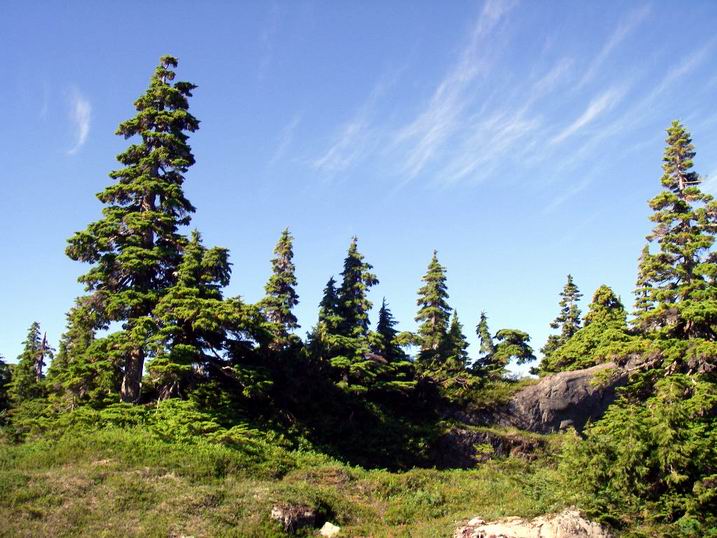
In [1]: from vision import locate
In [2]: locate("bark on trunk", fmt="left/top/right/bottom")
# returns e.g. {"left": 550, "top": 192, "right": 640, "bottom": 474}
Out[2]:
{"left": 120, "top": 347, "right": 144, "bottom": 403}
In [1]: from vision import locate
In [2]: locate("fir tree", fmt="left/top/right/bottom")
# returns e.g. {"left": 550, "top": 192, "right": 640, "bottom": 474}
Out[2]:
{"left": 415, "top": 251, "right": 452, "bottom": 370}
{"left": 149, "top": 230, "right": 232, "bottom": 399}
{"left": 474, "top": 311, "right": 496, "bottom": 374}
{"left": 541, "top": 274, "right": 582, "bottom": 358}
{"left": 540, "top": 285, "right": 630, "bottom": 374}
{"left": 66, "top": 56, "right": 200, "bottom": 402}
{"left": 261, "top": 228, "right": 299, "bottom": 349}
{"left": 634, "top": 121, "right": 717, "bottom": 339}
{"left": 492, "top": 329, "right": 535, "bottom": 375}
{"left": 372, "top": 298, "right": 406, "bottom": 362}
{"left": 8, "top": 322, "right": 52, "bottom": 403}
{"left": 0, "top": 355, "right": 11, "bottom": 414}
{"left": 444, "top": 311, "right": 469, "bottom": 369}
{"left": 337, "top": 237, "right": 378, "bottom": 338}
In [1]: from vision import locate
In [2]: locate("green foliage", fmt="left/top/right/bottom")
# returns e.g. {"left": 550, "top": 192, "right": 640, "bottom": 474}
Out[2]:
{"left": 66, "top": 56, "right": 200, "bottom": 402}
{"left": 0, "top": 356, "right": 12, "bottom": 418}
{"left": 539, "top": 285, "right": 631, "bottom": 374}
{"left": 634, "top": 121, "right": 717, "bottom": 341}
{"left": 8, "top": 323, "right": 51, "bottom": 405}
{"left": 492, "top": 329, "right": 535, "bottom": 374}
{"left": 415, "top": 251, "right": 452, "bottom": 371}
{"left": 541, "top": 274, "right": 583, "bottom": 360}
{"left": 561, "top": 374, "right": 717, "bottom": 535}
{"left": 337, "top": 237, "right": 378, "bottom": 339}
{"left": 261, "top": 228, "right": 300, "bottom": 349}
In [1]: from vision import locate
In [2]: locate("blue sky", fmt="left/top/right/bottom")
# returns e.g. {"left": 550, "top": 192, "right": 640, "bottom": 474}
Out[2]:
{"left": 2, "top": 1, "right": 717, "bottom": 371}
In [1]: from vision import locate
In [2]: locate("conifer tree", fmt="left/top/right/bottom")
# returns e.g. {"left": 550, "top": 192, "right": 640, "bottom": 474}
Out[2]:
{"left": 474, "top": 311, "right": 496, "bottom": 374}
{"left": 540, "top": 285, "right": 630, "bottom": 374}
{"left": 415, "top": 251, "right": 452, "bottom": 369}
{"left": 492, "top": 329, "right": 535, "bottom": 375}
{"left": 444, "top": 311, "right": 469, "bottom": 369}
{"left": 148, "top": 230, "right": 232, "bottom": 398}
{"left": 8, "top": 322, "right": 52, "bottom": 403}
{"left": 634, "top": 121, "right": 717, "bottom": 339}
{"left": 337, "top": 237, "right": 378, "bottom": 338}
{"left": 261, "top": 228, "right": 299, "bottom": 349}
{"left": 0, "top": 355, "right": 11, "bottom": 414}
{"left": 66, "top": 56, "right": 200, "bottom": 402}
{"left": 541, "top": 274, "right": 582, "bottom": 358}
{"left": 372, "top": 298, "right": 406, "bottom": 362}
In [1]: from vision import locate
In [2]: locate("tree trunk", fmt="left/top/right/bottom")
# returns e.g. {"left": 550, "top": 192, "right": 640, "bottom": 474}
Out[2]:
{"left": 120, "top": 347, "right": 144, "bottom": 402}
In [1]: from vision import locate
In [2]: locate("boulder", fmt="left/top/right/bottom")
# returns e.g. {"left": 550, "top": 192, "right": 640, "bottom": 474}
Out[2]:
{"left": 270, "top": 503, "right": 316, "bottom": 533}
{"left": 500, "top": 363, "right": 626, "bottom": 434}
{"left": 320, "top": 521, "right": 341, "bottom": 537}
{"left": 455, "top": 509, "right": 613, "bottom": 538}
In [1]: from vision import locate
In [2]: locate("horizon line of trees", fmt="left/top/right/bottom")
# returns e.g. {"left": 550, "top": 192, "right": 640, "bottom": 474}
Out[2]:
{"left": 1, "top": 56, "right": 716, "bottom": 415}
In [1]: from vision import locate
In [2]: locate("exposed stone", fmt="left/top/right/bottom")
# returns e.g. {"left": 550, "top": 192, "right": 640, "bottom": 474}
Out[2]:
{"left": 434, "top": 428, "right": 545, "bottom": 469}
{"left": 320, "top": 521, "right": 341, "bottom": 537}
{"left": 270, "top": 503, "right": 317, "bottom": 533}
{"left": 455, "top": 509, "right": 613, "bottom": 538}
{"left": 446, "top": 363, "right": 628, "bottom": 435}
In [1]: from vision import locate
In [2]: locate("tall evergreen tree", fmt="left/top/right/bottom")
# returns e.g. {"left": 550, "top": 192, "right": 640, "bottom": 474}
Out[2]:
{"left": 541, "top": 274, "right": 582, "bottom": 358}
{"left": 634, "top": 120, "right": 717, "bottom": 339}
{"left": 584, "top": 285, "right": 627, "bottom": 326}
{"left": 66, "top": 56, "right": 200, "bottom": 402}
{"left": 148, "top": 230, "right": 232, "bottom": 398}
{"left": 415, "top": 251, "right": 452, "bottom": 369}
{"left": 473, "top": 311, "right": 496, "bottom": 374}
{"left": 444, "top": 311, "right": 469, "bottom": 369}
{"left": 633, "top": 244, "right": 658, "bottom": 319}
{"left": 337, "top": 237, "right": 378, "bottom": 338}
{"left": 8, "top": 322, "right": 52, "bottom": 404}
{"left": 261, "top": 228, "right": 299, "bottom": 349}
{"left": 372, "top": 298, "right": 406, "bottom": 362}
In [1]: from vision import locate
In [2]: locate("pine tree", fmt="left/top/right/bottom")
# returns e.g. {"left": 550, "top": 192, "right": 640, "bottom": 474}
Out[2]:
{"left": 541, "top": 274, "right": 582, "bottom": 358}
{"left": 373, "top": 298, "right": 407, "bottom": 362}
{"left": 148, "top": 230, "right": 232, "bottom": 398}
{"left": 584, "top": 285, "right": 627, "bottom": 326}
{"left": 8, "top": 322, "right": 52, "bottom": 404}
{"left": 261, "top": 228, "right": 299, "bottom": 349}
{"left": 444, "top": 311, "right": 469, "bottom": 369}
{"left": 540, "top": 285, "right": 630, "bottom": 374}
{"left": 336, "top": 237, "right": 378, "bottom": 338}
{"left": 415, "top": 251, "right": 452, "bottom": 370}
{"left": 633, "top": 245, "right": 658, "bottom": 319}
{"left": 66, "top": 56, "right": 200, "bottom": 402}
{"left": 492, "top": 329, "right": 535, "bottom": 375}
{"left": 634, "top": 121, "right": 717, "bottom": 339}
{"left": 473, "top": 311, "right": 496, "bottom": 374}
{"left": 0, "top": 355, "right": 11, "bottom": 414}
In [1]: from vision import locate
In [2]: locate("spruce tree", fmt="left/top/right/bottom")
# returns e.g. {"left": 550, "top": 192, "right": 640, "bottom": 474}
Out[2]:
{"left": 337, "top": 237, "right": 378, "bottom": 338}
{"left": 634, "top": 121, "right": 717, "bottom": 339}
{"left": 373, "top": 298, "right": 407, "bottom": 362}
{"left": 149, "top": 230, "right": 232, "bottom": 398}
{"left": 415, "top": 251, "right": 452, "bottom": 370}
{"left": 540, "top": 285, "right": 630, "bottom": 374}
{"left": 66, "top": 56, "right": 200, "bottom": 402}
{"left": 261, "top": 228, "right": 299, "bottom": 349}
{"left": 474, "top": 311, "right": 496, "bottom": 374}
{"left": 8, "top": 322, "right": 52, "bottom": 404}
{"left": 0, "top": 355, "right": 11, "bottom": 414}
{"left": 541, "top": 274, "right": 582, "bottom": 358}
{"left": 492, "top": 329, "right": 535, "bottom": 374}
{"left": 444, "top": 311, "right": 469, "bottom": 369}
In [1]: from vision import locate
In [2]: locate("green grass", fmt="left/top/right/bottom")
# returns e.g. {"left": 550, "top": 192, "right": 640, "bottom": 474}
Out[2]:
{"left": 0, "top": 427, "right": 567, "bottom": 537}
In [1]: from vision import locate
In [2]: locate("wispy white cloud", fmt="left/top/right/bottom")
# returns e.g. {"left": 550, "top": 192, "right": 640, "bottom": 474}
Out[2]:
{"left": 393, "top": 0, "right": 517, "bottom": 179}
{"left": 550, "top": 87, "right": 624, "bottom": 145}
{"left": 67, "top": 90, "right": 91, "bottom": 155}
{"left": 542, "top": 176, "right": 593, "bottom": 214}
{"left": 312, "top": 73, "right": 399, "bottom": 176}
{"left": 270, "top": 113, "right": 302, "bottom": 165}
{"left": 577, "top": 5, "right": 650, "bottom": 88}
